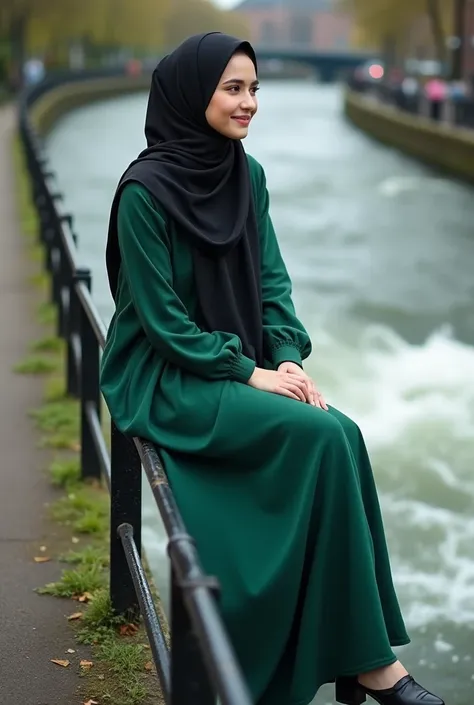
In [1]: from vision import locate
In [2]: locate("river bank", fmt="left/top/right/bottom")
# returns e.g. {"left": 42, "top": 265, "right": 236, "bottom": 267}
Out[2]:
{"left": 344, "top": 89, "right": 474, "bottom": 183}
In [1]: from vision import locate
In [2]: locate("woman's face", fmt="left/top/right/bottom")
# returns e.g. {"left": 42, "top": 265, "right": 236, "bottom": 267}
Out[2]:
{"left": 205, "top": 52, "right": 259, "bottom": 140}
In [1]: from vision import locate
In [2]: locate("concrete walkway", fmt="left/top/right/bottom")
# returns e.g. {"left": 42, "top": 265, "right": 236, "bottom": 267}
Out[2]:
{"left": 0, "top": 105, "right": 90, "bottom": 704}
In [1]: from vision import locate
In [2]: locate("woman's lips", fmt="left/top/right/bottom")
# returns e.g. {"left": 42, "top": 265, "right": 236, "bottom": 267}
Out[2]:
{"left": 232, "top": 116, "right": 251, "bottom": 126}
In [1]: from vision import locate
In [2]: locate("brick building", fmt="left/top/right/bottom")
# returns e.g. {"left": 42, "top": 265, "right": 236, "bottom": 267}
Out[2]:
{"left": 234, "top": 0, "right": 353, "bottom": 53}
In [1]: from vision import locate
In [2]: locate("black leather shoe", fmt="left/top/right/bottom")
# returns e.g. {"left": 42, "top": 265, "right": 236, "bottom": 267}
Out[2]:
{"left": 335, "top": 674, "right": 444, "bottom": 705}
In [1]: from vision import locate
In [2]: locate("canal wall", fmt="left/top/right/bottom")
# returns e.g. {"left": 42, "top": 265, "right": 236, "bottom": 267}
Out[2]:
{"left": 344, "top": 89, "right": 474, "bottom": 183}
{"left": 31, "top": 73, "right": 151, "bottom": 135}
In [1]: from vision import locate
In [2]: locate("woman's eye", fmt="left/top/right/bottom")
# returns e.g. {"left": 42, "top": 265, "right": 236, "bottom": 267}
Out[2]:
{"left": 227, "top": 85, "right": 260, "bottom": 95}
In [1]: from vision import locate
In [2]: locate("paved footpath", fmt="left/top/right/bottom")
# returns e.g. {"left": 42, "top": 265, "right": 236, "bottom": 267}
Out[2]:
{"left": 0, "top": 105, "right": 91, "bottom": 704}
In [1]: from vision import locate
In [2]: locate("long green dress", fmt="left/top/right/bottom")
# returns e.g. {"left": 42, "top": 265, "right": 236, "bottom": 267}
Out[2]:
{"left": 100, "top": 155, "right": 410, "bottom": 705}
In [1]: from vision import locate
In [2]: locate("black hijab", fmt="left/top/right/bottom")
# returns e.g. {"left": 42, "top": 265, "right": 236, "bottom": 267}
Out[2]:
{"left": 106, "top": 32, "right": 264, "bottom": 366}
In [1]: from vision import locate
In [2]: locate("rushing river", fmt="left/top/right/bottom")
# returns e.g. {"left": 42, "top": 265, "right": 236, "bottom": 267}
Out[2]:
{"left": 46, "top": 82, "right": 474, "bottom": 704}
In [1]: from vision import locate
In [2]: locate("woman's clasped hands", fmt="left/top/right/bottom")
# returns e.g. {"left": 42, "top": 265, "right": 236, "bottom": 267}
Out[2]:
{"left": 247, "top": 361, "right": 328, "bottom": 410}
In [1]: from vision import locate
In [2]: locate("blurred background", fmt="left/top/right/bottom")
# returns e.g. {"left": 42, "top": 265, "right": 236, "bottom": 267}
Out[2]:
{"left": 2, "top": 0, "right": 474, "bottom": 91}
{"left": 7, "top": 0, "right": 474, "bottom": 703}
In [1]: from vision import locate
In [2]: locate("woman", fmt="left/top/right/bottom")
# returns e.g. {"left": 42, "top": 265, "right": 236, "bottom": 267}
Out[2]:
{"left": 101, "top": 32, "right": 444, "bottom": 705}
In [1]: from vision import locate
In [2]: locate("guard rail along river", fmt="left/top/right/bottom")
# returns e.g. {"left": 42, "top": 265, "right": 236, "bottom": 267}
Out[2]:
{"left": 20, "top": 66, "right": 253, "bottom": 705}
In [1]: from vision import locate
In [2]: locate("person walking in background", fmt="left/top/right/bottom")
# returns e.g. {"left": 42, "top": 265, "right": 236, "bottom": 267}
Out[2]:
{"left": 400, "top": 75, "right": 419, "bottom": 113}
{"left": 424, "top": 76, "right": 447, "bottom": 121}
{"left": 23, "top": 57, "right": 45, "bottom": 87}
{"left": 101, "top": 32, "right": 445, "bottom": 705}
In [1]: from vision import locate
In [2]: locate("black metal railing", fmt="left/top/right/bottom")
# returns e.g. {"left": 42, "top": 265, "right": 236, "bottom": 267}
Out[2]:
{"left": 18, "top": 71, "right": 253, "bottom": 705}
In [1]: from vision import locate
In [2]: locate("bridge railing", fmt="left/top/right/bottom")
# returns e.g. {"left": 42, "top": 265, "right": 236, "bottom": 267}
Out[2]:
{"left": 18, "top": 71, "right": 253, "bottom": 705}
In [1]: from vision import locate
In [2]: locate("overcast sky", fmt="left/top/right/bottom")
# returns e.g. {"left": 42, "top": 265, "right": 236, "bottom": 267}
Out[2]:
{"left": 214, "top": 0, "right": 240, "bottom": 8}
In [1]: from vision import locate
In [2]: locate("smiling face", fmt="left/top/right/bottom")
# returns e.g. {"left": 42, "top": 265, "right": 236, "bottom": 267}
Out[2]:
{"left": 205, "top": 51, "right": 259, "bottom": 140}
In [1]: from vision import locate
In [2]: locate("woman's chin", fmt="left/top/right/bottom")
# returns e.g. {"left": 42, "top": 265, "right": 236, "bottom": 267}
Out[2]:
{"left": 229, "top": 126, "right": 250, "bottom": 140}
{"left": 212, "top": 121, "right": 251, "bottom": 140}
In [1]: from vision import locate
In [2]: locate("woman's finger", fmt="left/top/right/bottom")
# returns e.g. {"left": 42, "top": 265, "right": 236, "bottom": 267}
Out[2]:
{"left": 285, "top": 373, "right": 317, "bottom": 405}
{"left": 318, "top": 392, "right": 329, "bottom": 411}
{"left": 314, "top": 388, "right": 328, "bottom": 411}
{"left": 313, "top": 387, "right": 323, "bottom": 408}
{"left": 283, "top": 382, "right": 307, "bottom": 402}
{"left": 285, "top": 374, "right": 309, "bottom": 400}
{"left": 276, "top": 387, "right": 301, "bottom": 402}
{"left": 308, "top": 379, "right": 317, "bottom": 406}
{"left": 301, "top": 380, "right": 313, "bottom": 404}
{"left": 286, "top": 372, "right": 308, "bottom": 385}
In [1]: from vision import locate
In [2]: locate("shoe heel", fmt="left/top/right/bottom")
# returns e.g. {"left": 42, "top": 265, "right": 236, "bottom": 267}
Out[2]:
{"left": 335, "top": 676, "right": 367, "bottom": 705}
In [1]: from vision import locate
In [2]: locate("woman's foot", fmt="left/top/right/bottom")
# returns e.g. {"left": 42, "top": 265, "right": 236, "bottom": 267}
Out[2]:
{"left": 358, "top": 661, "right": 408, "bottom": 690}
{"left": 335, "top": 661, "right": 444, "bottom": 705}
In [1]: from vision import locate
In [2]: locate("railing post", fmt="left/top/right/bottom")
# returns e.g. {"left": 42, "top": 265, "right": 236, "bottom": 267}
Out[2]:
{"left": 49, "top": 199, "right": 67, "bottom": 340}
{"left": 170, "top": 570, "right": 216, "bottom": 705}
{"left": 110, "top": 422, "right": 141, "bottom": 618}
{"left": 65, "top": 265, "right": 82, "bottom": 397}
{"left": 32, "top": 172, "right": 47, "bottom": 248}
{"left": 77, "top": 269, "right": 102, "bottom": 481}
{"left": 49, "top": 218, "right": 62, "bottom": 310}
{"left": 35, "top": 178, "right": 55, "bottom": 276}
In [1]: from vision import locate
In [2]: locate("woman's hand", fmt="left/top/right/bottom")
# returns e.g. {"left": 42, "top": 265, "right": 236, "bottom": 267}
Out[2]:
{"left": 277, "top": 362, "right": 328, "bottom": 410}
{"left": 247, "top": 367, "right": 309, "bottom": 402}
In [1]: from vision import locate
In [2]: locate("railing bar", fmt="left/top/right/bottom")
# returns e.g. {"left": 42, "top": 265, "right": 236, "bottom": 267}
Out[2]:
{"left": 134, "top": 439, "right": 188, "bottom": 537}
{"left": 71, "top": 332, "right": 82, "bottom": 376}
{"left": 109, "top": 423, "right": 141, "bottom": 616}
{"left": 181, "top": 588, "right": 253, "bottom": 705}
{"left": 59, "top": 223, "right": 80, "bottom": 271}
{"left": 76, "top": 282, "right": 107, "bottom": 348}
{"left": 167, "top": 532, "right": 252, "bottom": 705}
{"left": 135, "top": 440, "right": 252, "bottom": 705}
{"left": 117, "top": 523, "right": 171, "bottom": 702}
{"left": 60, "top": 287, "right": 68, "bottom": 315}
{"left": 85, "top": 403, "right": 111, "bottom": 489}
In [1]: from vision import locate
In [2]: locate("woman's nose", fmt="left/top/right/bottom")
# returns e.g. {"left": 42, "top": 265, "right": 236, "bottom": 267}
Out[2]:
{"left": 240, "top": 94, "right": 256, "bottom": 110}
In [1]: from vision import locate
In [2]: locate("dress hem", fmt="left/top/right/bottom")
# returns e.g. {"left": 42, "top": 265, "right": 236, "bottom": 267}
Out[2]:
{"left": 288, "top": 638, "right": 411, "bottom": 705}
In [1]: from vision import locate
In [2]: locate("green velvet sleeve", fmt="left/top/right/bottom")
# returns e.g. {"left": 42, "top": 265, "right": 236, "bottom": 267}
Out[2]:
{"left": 253, "top": 160, "right": 312, "bottom": 368}
{"left": 117, "top": 184, "right": 256, "bottom": 383}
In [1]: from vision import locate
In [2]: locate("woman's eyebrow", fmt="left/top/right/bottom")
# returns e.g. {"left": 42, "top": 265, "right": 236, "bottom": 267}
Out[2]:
{"left": 222, "top": 78, "right": 260, "bottom": 86}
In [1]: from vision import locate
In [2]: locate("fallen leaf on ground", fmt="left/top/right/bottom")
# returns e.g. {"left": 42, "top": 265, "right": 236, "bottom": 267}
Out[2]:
{"left": 80, "top": 660, "right": 94, "bottom": 670}
{"left": 51, "top": 659, "right": 70, "bottom": 668}
{"left": 67, "top": 612, "right": 83, "bottom": 621}
{"left": 77, "top": 591, "right": 94, "bottom": 603}
{"left": 119, "top": 623, "right": 139, "bottom": 637}
{"left": 34, "top": 556, "right": 51, "bottom": 563}
{"left": 144, "top": 661, "right": 153, "bottom": 671}
{"left": 98, "top": 675, "right": 105, "bottom": 681}
{"left": 40, "top": 545, "right": 47, "bottom": 552}
{"left": 71, "top": 536, "right": 80, "bottom": 544}
{"left": 143, "top": 644, "right": 151, "bottom": 649}
{"left": 66, "top": 649, "right": 76, "bottom": 654}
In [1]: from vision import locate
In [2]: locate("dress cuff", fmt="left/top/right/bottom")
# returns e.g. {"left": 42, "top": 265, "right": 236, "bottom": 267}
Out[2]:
{"left": 272, "top": 344, "right": 303, "bottom": 369}
{"left": 229, "top": 353, "right": 256, "bottom": 383}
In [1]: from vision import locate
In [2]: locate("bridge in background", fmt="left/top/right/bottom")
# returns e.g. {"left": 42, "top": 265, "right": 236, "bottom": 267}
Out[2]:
{"left": 254, "top": 45, "right": 377, "bottom": 82}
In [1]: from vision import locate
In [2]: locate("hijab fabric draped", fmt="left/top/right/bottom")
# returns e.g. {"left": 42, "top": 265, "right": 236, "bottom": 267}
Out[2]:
{"left": 106, "top": 32, "right": 264, "bottom": 367}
